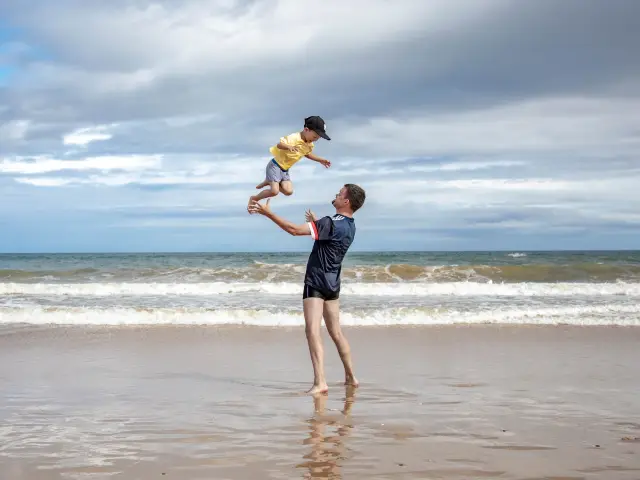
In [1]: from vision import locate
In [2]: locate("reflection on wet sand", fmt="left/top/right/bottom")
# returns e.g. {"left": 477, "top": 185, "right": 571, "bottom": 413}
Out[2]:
{"left": 297, "top": 386, "right": 357, "bottom": 479}
{"left": 3, "top": 327, "right": 640, "bottom": 479}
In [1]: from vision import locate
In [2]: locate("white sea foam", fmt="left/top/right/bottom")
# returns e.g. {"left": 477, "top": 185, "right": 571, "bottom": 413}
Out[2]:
{"left": 1, "top": 281, "right": 639, "bottom": 297}
{"left": 1, "top": 304, "right": 639, "bottom": 327}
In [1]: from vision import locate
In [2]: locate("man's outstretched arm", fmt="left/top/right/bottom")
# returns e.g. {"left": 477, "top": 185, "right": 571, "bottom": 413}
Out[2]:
{"left": 248, "top": 199, "right": 311, "bottom": 236}
{"left": 262, "top": 210, "right": 310, "bottom": 236}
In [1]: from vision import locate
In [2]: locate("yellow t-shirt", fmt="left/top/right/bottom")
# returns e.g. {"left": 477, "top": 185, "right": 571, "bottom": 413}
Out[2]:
{"left": 269, "top": 132, "right": 314, "bottom": 170}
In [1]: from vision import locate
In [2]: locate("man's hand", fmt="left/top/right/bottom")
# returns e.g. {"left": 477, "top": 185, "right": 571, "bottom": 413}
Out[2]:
{"left": 305, "top": 209, "right": 317, "bottom": 223}
{"left": 248, "top": 198, "right": 272, "bottom": 216}
{"left": 248, "top": 198, "right": 311, "bottom": 236}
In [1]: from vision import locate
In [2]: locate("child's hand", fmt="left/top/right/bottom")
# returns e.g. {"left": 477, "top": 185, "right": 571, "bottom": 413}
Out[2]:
{"left": 289, "top": 145, "right": 301, "bottom": 154}
{"left": 319, "top": 159, "right": 331, "bottom": 168}
{"left": 305, "top": 209, "right": 317, "bottom": 223}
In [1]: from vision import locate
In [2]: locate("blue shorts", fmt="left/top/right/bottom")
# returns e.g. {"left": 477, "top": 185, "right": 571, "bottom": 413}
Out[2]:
{"left": 265, "top": 159, "right": 291, "bottom": 183}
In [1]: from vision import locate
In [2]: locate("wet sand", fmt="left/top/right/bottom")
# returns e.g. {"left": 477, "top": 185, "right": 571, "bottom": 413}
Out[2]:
{"left": 1, "top": 324, "right": 639, "bottom": 479}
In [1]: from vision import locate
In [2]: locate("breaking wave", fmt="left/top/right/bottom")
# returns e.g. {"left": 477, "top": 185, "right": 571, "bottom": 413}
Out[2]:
{"left": 2, "top": 263, "right": 640, "bottom": 283}
{"left": 1, "top": 304, "right": 639, "bottom": 327}
{"left": 3, "top": 253, "right": 639, "bottom": 328}
{"left": 1, "top": 281, "right": 639, "bottom": 297}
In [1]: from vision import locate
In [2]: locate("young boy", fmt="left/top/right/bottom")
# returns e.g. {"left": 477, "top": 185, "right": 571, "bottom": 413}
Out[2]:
{"left": 248, "top": 116, "right": 332, "bottom": 210}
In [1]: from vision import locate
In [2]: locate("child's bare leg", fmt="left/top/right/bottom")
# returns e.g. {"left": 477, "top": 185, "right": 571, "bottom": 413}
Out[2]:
{"left": 280, "top": 180, "right": 294, "bottom": 196}
{"left": 248, "top": 182, "right": 280, "bottom": 209}
{"left": 255, "top": 179, "right": 269, "bottom": 189}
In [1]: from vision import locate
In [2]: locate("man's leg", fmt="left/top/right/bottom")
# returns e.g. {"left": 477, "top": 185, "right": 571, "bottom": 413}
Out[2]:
{"left": 303, "top": 295, "right": 328, "bottom": 395}
{"left": 323, "top": 299, "right": 359, "bottom": 387}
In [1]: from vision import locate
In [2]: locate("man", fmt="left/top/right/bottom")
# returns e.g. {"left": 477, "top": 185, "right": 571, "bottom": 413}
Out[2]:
{"left": 248, "top": 183, "right": 366, "bottom": 395}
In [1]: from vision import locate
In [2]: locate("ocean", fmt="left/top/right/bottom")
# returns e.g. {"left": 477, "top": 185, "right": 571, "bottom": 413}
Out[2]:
{"left": 1, "top": 250, "right": 640, "bottom": 327}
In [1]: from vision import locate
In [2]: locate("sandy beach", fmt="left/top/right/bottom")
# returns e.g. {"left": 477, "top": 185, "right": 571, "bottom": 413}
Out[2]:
{"left": 1, "top": 324, "right": 639, "bottom": 479}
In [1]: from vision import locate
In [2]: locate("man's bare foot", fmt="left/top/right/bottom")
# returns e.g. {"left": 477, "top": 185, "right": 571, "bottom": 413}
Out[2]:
{"left": 345, "top": 377, "right": 359, "bottom": 388}
{"left": 306, "top": 384, "right": 328, "bottom": 395}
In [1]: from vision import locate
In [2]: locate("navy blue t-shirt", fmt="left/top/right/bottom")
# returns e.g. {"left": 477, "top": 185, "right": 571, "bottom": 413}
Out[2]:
{"left": 304, "top": 214, "right": 356, "bottom": 294}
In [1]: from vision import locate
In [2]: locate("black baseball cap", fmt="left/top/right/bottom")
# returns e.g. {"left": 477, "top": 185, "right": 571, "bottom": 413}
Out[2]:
{"left": 304, "top": 116, "right": 330, "bottom": 140}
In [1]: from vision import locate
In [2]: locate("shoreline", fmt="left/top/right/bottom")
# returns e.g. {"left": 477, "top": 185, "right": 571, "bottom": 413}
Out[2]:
{"left": 4, "top": 322, "right": 640, "bottom": 331}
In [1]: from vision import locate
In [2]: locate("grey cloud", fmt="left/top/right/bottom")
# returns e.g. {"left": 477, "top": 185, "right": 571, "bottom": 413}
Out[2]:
{"left": 118, "top": 208, "right": 243, "bottom": 220}
{"left": 423, "top": 0, "right": 640, "bottom": 98}
{"left": 3, "top": 0, "right": 637, "bottom": 152}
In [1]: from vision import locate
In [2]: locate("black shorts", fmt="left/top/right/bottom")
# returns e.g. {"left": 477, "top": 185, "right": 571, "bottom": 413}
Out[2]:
{"left": 303, "top": 284, "right": 340, "bottom": 301}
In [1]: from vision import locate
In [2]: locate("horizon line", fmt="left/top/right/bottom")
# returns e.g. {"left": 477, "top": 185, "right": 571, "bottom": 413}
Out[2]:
{"left": 1, "top": 248, "right": 639, "bottom": 255}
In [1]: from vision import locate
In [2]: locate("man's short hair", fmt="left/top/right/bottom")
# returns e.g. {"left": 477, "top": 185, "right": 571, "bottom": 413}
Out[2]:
{"left": 344, "top": 184, "right": 365, "bottom": 212}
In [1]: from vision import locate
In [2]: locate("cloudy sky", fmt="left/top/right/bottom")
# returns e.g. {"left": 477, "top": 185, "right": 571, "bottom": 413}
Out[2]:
{"left": 1, "top": 0, "right": 639, "bottom": 252}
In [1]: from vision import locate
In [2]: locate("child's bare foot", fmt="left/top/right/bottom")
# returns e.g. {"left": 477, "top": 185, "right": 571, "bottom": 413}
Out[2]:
{"left": 255, "top": 180, "right": 267, "bottom": 189}
{"left": 247, "top": 195, "right": 258, "bottom": 211}
{"left": 306, "top": 384, "right": 328, "bottom": 395}
{"left": 345, "top": 376, "right": 359, "bottom": 388}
